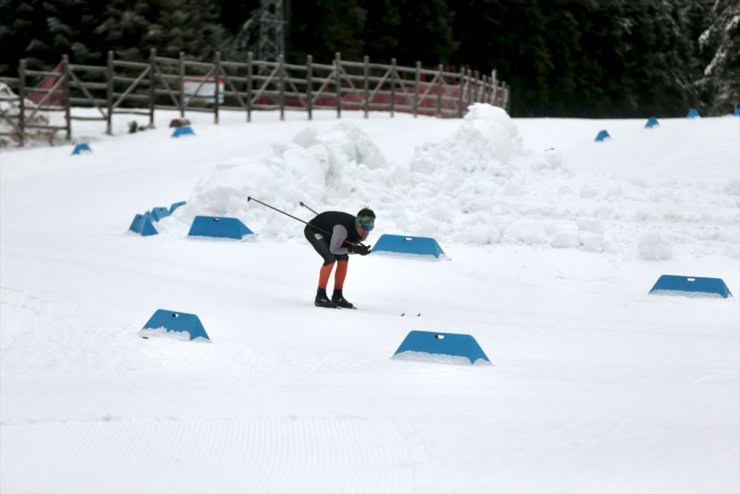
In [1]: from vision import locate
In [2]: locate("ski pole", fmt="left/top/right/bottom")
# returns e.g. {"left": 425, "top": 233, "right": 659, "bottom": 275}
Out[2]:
{"left": 247, "top": 196, "right": 368, "bottom": 248}
{"left": 299, "top": 201, "right": 319, "bottom": 215}
{"left": 247, "top": 196, "right": 312, "bottom": 228}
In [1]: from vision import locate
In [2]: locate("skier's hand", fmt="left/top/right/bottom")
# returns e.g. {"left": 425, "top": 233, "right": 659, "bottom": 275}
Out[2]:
{"left": 355, "top": 244, "right": 371, "bottom": 256}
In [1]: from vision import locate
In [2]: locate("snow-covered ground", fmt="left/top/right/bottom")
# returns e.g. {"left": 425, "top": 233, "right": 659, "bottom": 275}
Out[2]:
{"left": 1, "top": 106, "right": 738, "bottom": 493}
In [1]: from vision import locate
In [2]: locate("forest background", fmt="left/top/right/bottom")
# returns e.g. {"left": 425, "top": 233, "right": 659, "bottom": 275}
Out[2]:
{"left": 0, "top": 0, "right": 737, "bottom": 118}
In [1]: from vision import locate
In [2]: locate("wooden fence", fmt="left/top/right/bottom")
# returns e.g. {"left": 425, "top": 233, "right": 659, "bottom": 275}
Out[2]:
{"left": 0, "top": 50, "right": 509, "bottom": 146}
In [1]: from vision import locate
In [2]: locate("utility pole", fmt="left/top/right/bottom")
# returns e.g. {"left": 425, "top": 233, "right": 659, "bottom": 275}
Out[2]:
{"left": 259, "top": 0, "right": 284, "bottom": 61}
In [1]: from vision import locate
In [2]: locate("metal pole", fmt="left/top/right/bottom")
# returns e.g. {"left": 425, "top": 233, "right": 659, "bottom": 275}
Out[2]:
{"left": 299, "top": 201, "right": 319, "bottom": 215}
{"left": 248, "top": 196, "right": 367, "bottom": 248}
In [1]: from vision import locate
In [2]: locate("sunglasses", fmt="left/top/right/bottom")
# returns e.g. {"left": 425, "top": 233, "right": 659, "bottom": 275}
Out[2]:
{"left": 356, "top": 215, "right": 375, "bottom": 231}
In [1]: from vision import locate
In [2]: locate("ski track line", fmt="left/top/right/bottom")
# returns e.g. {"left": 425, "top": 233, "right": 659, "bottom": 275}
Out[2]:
{"left": 0, "top": 416, "right": 432, "bottom": 493}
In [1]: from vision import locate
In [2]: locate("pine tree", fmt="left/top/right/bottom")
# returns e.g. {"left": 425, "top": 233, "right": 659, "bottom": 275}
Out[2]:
{"left": 286, "top": 0, "right": 366, "bottom": 64}
{"left": 696, "top": 0, "right": 740, "bottom": 114}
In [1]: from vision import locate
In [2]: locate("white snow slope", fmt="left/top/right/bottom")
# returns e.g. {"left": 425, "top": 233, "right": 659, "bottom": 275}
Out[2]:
{"left": 1, "top": 106, "right": 739, "bottom": 494}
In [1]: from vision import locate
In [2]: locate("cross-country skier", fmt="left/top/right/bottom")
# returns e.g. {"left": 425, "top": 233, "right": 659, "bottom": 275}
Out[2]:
{"left": 304, "top": 208, "right": 375, "bottom": 308}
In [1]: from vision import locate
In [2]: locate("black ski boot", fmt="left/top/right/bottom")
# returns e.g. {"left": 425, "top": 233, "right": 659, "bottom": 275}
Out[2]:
{"left": 315, "top": 288, "right": 336, "bottom": 308}
{"left": 331, "top": 289, "right": 355, "bottom": 309}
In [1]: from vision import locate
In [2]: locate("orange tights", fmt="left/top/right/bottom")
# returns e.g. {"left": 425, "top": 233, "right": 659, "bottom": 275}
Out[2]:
{"left": 318, "top": 260, "right": 348, "bottom": 289}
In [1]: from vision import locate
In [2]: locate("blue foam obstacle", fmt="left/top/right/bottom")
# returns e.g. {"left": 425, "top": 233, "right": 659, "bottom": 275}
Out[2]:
{"left": 392, "top": 330, "right": 490, "bottom": 365}
{"left": 71, "top": 143, "right": 92, "bottom": 155}
{"left": 687, "top": 108, "right": 700, "bottom": 119}
{"left": 139, "top": 309, "right": 210, "bottom": 342}
{"left": 187, "top": 216, "right": 254, "bottom": 240}
{"left": 170, "top": 201, "right": 187, "bottom": 213}
{"left": 649, "top": 275, "right": 732, "bottom": 299}
{"left": 171, "top": 126, "right": 195, "bottom": 138}
{"left": 644, "top": 117, "right": 659, "bottom": 128}
{"left": 128, "top": 213, "right": 158, "bottom": 236}
{"left": 372, "top": 234, "right": 446, "bottom": 259}
{"left": 150, "top": 206, "right": 171, "bottom": 221}
{"left": 734, "top": 108, "right": 740, "bottom": 117}
{"left": 594, "top": 129, "right": 611, "bottom": 142}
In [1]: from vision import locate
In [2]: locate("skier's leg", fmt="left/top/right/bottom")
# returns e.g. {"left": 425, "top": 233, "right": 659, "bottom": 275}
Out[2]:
{"left": 332, "top": 257, "right": 354, "bottom": 308}
{"left": 305, "top": 225, "right": 337, "bottom": 307}
{"left": 334, "top": 259, "right": 348, "bottom": 289}
{"left": 319, "top": 262, "right": 334, "bottom": 289}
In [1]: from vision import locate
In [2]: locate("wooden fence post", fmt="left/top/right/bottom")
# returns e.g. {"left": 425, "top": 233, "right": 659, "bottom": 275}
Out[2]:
{"left": 246, "top": 51, "right": 253, "bottom": 122}
{"left": 413, "top": 61, "right": 421, "bottom": 118}
{"left": 18, "top": 59, "right": 26, "bottom": 147}
{"left": 335, "top": 52, "right": 341, "bottom": 119}
{"left": 178, "top": 51, "right": 185, "bottom": 117}
{"left": 437, "top": 64, "right": 443, "bottom": 117}
{"left": 474, "top": 70, "right": 480, "bottom": 103}
{"left": 148, "top": 49, "right": 156, "bottom": 128}
{"left": 466, "top": 69, "right": 473, "bottom": 108}
{"left": 390, "top": 58, "right": 396, "bottom": 118}
{"left": 306, "top": 55, "right": 313, "bottom": 121}
{"left": 491, "top": 70, "right": 498, "bottom": 106}
{"left": 278, "top": 53, "right": 285, "bottom": 121}
{"left": 458, "top": 68, "right": 465, "bottom": 118}
{"left": 106, "top": 51, "right": 113, "bottom": 135}
{"left": 214, "top": 52, "right": 221, "bottom": 124}
{"left": 363, "top": 55, "right": 369, "bottom": 119}
{"left": 62, "top": 54, "right": 71, "bottom": 141}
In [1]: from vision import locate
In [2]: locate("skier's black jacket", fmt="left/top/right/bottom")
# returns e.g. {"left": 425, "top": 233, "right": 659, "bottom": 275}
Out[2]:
{"left": 306, "top": 211, "right": 364, "bottom": 253}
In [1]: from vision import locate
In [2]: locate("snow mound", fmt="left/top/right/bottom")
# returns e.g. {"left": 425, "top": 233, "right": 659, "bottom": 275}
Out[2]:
{"left": 157, "top": 123, "right": 386, "bottom": 239}
{"left": 638, "top": 232, "right": 673, "bottom": 260}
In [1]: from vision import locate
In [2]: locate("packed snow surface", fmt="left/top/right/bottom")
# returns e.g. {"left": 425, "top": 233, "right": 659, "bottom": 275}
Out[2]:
{"left": 1, "top": 105, "right": 738, "bottom": 493}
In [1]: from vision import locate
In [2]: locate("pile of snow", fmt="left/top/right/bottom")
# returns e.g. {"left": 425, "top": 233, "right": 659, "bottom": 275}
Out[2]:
{"left": 637, "top": 232, "right": 674, "bottom": 260}
{"left": 156, "top": 104, "right": 739, "bottom": 260}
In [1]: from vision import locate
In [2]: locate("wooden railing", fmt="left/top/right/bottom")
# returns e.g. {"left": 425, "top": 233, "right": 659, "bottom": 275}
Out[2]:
{"left": 0, "top": 50, "right": 509, "bottom": 146}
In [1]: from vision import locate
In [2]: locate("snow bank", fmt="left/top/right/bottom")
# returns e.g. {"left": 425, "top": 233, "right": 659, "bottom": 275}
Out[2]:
{"left": 156, "top": 104, "right": 739, "bottom": 259}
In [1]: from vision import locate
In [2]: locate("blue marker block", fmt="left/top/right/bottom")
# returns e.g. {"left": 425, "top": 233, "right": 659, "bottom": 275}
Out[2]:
{"left": 72, "top": 143, "right": 92, "bottom": 155}
{"left": 172, "top": 126, "right": 195, "bottom": 138}
{"left": 150, "top": 207, "right": 171, "bottom": 221}
{"left": 393, "top": 330, "right": 490, "bottom": 365}
{"left": 734, "top": 108, "right": 740, "bottom": 117}
{"left": 594, "top": 129, "right": 610, "bottom": 142}
{"left": 371, "top": 234, "right": 446, "bottom": 259}
{"left": 140, "top": 309, "right": 210, "bottom": 341}
{"left": 644, "top": 117, "right": 659, "bottom": 128}
{"left": 188, "top": 216, "right": 254, "bottom": 240}
{"left": 128, "top": 213, "right": 158, "bottom": 236}
{"left": 649, "top": 275, "right": 732, "bottom": 299}
{"left": 170, "top": 201, "right": 187, "bottom": 213}
{"left": 687, "top": 108, "right": 700, "bottom": 119}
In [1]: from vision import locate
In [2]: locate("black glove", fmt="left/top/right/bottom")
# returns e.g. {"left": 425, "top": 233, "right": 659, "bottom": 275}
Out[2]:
{"left": 345, "top": 243, "right": 370, "bottom": 255}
